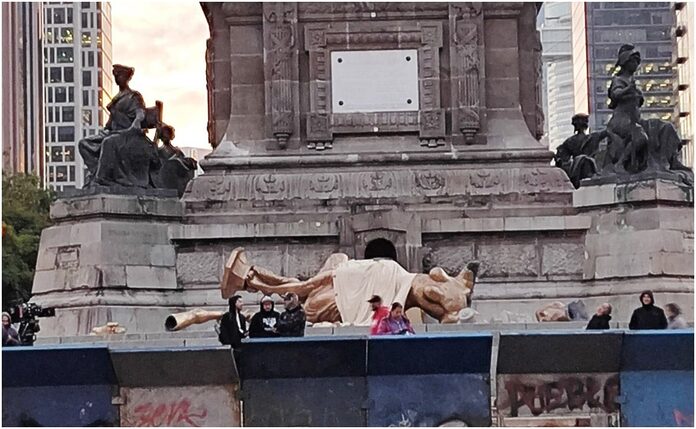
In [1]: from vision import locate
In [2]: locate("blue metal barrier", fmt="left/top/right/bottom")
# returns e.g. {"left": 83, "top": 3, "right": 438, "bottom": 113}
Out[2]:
{"left": 367, "top": 333, "right": 492, "bottom": 427}
{"left": 620, "top": 330, "right": 694, "bottom": 427}
{"left": 2, "top": 345, "right": 118, "bottom": 426}
{"left": 240, "top": 336, "right": 368, "bottom": 426}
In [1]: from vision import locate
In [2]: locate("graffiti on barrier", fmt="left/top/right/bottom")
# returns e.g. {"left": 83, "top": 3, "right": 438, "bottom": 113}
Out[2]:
{"left": 497, "top": 373, "right": 620, "bottom": 417}
{"left": 674, "top": 409, "right": 694, "bottom": 427}
{"left": 128, "top": 399, "right": 208, "bottom": 427}
{"left": 120, "top": 386, "right": 239, "bottom": 427}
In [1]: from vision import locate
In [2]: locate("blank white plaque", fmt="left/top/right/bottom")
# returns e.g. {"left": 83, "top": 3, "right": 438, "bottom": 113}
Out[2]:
{"left": 331, "top": 49, "right": 419, "bottom": 113}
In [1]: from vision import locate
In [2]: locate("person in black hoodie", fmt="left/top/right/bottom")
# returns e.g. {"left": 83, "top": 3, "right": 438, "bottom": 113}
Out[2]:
{"left": 629, "top": 290, "right": 668, "bottom": 330}
{"left": 277, "top": 292, "right": 306, "bottom": 337}
{"left": 218, "top": 295, "right": 247, "bottom": 347}
{"left": 586, "top": 303, "right": 612, "bottom": 330}
{"left": 249, "top": 295, "right": 280, "bottom": 338}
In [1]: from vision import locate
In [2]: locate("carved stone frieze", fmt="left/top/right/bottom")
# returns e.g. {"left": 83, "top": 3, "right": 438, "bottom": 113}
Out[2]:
{"left": 186, "top": 167, "right": 569, "bottom": 203}
{"left": 415, "top": 172, "right": 446, "bottom": 192}
{"left": 254, "top": 174, "right": 288, "bottom": 196}
{"left": 309, "top": 174, "right": 340, "bottom": 194}
{"left": 361, "top": 172, "right": 395, "bottom": 192}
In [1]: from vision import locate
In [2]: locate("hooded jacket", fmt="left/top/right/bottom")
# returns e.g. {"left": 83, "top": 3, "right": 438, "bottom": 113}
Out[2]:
{"left": 629, "top": 290, "right": 668, "bottom": 330}
{"left": 586, "top": 314, "right": 611, "bottom": 330}
{"left": 249, "top": 298, "right": 280, "bottom": 338}
{"left": 277, "top": 294, "right": 306, "bottom": 337}
{"left": 219, "top": 305, "right": 247, "bottom": 347}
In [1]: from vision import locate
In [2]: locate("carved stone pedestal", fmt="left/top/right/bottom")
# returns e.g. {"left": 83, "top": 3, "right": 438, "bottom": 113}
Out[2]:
{"left": 30, "top": 192, "right": 209, "bottom": 337}
{"left": 572, "top": 178, "right": 694, "bottom": 318}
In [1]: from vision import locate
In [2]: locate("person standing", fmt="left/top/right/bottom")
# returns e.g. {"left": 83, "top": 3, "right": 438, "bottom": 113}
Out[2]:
{"left": 368, "top": 295, "right": 390, "bottom": 335}
{"left": 665, "top": 303, "right": 688, "bottom": 329}
{"left": 586, "top": 303, "right": 612, "bottom": 330}
{"left": 249, "top": 296, "right": 280, "bottom": 338}
{"left": 628, "top": 290, "right": 668, "bottom": 330}
{"left": 277, "top": 293, "right": 306, "bottom": 337}
{"left": 218, "top": 295, "right": 247, "bottom": 347}
{"left": 2, "top": 312, "right": 20, "bottom": 346}
{"left": 376, "top": 303, "right": 415, "bottom": 336}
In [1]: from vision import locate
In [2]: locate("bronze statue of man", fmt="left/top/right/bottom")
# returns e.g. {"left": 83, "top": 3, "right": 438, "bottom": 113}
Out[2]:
{"left": 221, "top": 247, "right": 480, "bottom": 325}
{"left": 554, "top": 113, "right": 605, "bottom": 188}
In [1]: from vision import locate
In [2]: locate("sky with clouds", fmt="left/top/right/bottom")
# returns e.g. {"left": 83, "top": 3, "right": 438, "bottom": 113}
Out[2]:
{"left": 111, "top": 1, "right": 210, "bottom": 149}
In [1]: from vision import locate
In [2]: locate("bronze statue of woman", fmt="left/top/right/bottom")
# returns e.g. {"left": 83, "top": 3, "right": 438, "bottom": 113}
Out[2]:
{"left": 78, "top": 64, "right": 160, "bottom": 188}
{"left": 603, "top": 44, "right": 650, "bottom": 174}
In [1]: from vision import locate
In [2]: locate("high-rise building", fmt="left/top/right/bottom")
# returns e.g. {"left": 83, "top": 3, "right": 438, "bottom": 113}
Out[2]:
{"left": 572, "top": 2, "right": 677, "bottom": 133}
{"left": 538, "top": 2, "right": 575, "bottom": 152}
{"left": 2, "top": 2, "right": 45, "bottom": 182}
{"left": 42, "top": 2, "right": 112, "bottom": 192}
{"left": 674, "top": 2, "right": 693, "bottom": 168}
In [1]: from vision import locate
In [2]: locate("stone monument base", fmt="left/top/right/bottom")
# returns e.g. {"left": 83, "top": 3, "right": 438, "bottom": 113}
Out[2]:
{"left": 31, "top": 192, "right": 190, "bottom": 336}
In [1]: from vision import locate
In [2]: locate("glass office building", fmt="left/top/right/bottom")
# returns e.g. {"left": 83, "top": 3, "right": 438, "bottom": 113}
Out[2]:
{"left": 539, "top": 2, "right": 575, "bottom": 152}
{"left": 674, "top": 2, "right": 693, "bottom": 167}
{"left": 42, "top": 2, "right": 112, "bottom": 192}
{"left": 573, "top": 2, "right": 676, "bottom": 133}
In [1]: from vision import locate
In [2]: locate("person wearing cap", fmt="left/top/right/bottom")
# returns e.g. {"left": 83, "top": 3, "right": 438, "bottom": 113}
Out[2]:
{"left": 628, "top": 290, "right": 667, "bottom": 330}
{"left": 368, "top": 295, "right": 390, "bottom": 335}
{"left": 249, "top": 295, "right": 280, "bottom": 338}
{"left": 376, "top": 303, "right": 415, "bottom": 336}
{"left": 276, "top": 293, "right": 306, "bottom": 337}
{"left": 218, "top": 295, "right": 247, "bottom": 347}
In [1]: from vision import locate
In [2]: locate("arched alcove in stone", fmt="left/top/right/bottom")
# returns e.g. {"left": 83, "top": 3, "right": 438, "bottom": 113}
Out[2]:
{"left": 364, "top": 238, "right": 398, "bottom": 260}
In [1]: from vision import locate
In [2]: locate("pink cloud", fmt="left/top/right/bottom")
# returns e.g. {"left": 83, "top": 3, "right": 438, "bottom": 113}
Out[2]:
{"left": 111, "top": 1, "right": 210, "bottom": 149}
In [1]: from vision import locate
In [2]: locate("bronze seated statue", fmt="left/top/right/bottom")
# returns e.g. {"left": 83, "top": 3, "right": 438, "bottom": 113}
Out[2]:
{"left": 78, "top": 64, "right": 197, "bottom": 196}
{"left": 555, "top": 45, "right": 693, "bottom": 188}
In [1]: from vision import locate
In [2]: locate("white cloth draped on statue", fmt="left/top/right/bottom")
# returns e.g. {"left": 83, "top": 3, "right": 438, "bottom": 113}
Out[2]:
{"left": 332, "top": 259, "right": 416, "bottom": 326}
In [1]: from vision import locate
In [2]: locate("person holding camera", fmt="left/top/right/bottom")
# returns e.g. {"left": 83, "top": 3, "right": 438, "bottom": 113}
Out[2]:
{"left": 376, "top": 303, "right": 415, "bottom": 336}
{"left": 2, "top": 312, "right": 20, "bottom": 346}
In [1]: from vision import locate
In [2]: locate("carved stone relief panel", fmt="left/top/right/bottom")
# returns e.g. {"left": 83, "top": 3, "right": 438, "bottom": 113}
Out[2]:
{"left": 263, "top": 2, "right": 299, "bottom": 148}
{"left": 449, "top": 3, "right": 485, "bottom": 144}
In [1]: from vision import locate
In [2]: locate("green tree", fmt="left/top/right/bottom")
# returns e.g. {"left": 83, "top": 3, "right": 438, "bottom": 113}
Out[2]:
{"left": 2, "top": 174, "right": 55, "bottom": 310}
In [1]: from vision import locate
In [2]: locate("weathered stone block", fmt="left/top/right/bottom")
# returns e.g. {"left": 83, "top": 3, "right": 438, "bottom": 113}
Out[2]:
{"left": 243, "top": 246, "right": 285, "bottom": 276}
{"left": 150, "top": 245, "right": 177, "bottom": 267}
{"left": 428, "top": 244, "right": 475, "bottom": 276}
{"left": 177, "top": 251, "right": 222, "bottom": 284}
{"left": 595, "top": 251, "right": 694, "bottom": 279}
{"left": 126, "top": 266, "right": 178, "bottom": 289}
{"left": 229, "top": 25, "right": 263, "bottom": 54}
{"left": 504, "top": 216, "right": 533, "bottom": 231}
{"left": 541, "top": 243, "right": 584, "bottom": 276}
{"left": 477, "top": 244, "right": 538, "bottom": 277}
{"left": 593, "top": 230, "right": 687, "bottom": 257}
{"left": 286, "top": 245, "right": 339, "bottom": 279}
{"left": 101, "top": 265, "right": 128, "bottom": 287}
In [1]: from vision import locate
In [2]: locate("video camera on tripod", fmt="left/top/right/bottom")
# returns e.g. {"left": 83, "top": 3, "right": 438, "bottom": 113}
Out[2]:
{"left": 8, "top": 303, "right": 55, "bottom": 346}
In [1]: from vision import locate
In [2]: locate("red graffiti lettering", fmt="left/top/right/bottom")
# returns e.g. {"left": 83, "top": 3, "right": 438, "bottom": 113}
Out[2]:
{"left": 130, "top": 399, "right": 208, "bottom": 427}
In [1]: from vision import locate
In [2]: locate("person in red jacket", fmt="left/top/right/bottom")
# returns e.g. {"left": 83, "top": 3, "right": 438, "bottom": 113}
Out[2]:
{"left": 368, "top": 295, "right": 390, "bottom": 335}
